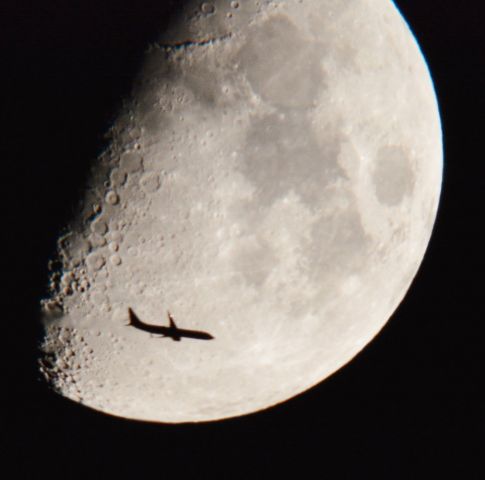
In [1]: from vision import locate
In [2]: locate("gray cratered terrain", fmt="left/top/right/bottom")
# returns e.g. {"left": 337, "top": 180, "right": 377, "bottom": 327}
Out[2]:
{"left": 39, "top": 0, "right": 442, "bottom": 423}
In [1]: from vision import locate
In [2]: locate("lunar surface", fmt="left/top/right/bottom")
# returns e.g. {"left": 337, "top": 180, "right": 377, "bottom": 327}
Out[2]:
{"left": 39, "top": 0, "right": 442, "bottom": 423}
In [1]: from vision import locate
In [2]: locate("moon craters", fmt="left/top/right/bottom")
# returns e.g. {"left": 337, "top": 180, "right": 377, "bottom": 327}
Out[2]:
{"left": 38, "top": 0, "right": 442, "bottom": 423}
{"left": 200, "top": 2, "right": 216, "bottom": 15}
{"left": 140, "top": 171, "right": 161, "bottom": 193}
{"left": 86, "top": 252, "right": 106, "bottom": 272}
{"left": 105, "top": 190, "right": 120, "bottom": 205}
{"left": 120, "top": 151, "right": 143, "bottom": 174}
{"left": 90, "top": 217, "right": 108, "bottom": 235}
{"left": 372, "top": 146, "right": 415, "bottom": 206}
{"left": 110, "top": 254, "right": 122, "bottom": 266}
{"left": 110, "top": 168, "right": 127, "bottom": 188}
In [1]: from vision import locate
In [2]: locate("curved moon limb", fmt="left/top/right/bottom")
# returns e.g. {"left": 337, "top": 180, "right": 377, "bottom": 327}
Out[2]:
{"left": 39, "top": 0, "right": 442, "bottom": 423}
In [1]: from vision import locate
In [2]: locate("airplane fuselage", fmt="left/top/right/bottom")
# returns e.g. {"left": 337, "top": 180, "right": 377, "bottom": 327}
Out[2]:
{"left": 135, "top": 324, "right": 214, "bottom": 340}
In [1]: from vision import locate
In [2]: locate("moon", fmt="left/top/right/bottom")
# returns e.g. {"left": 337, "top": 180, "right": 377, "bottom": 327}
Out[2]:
{"left": 39, "top": 0, "right": 442, "bottom": 423}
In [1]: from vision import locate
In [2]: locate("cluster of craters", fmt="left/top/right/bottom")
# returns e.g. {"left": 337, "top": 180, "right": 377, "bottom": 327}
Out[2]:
{"left": 40, "top": 119, "right": 158, "bottom": 321}
{"left": 39, "top": 326, "right": 95, "bottom": 401}
{"left": 39, "top": 325, "right": 129, "bottom": 408}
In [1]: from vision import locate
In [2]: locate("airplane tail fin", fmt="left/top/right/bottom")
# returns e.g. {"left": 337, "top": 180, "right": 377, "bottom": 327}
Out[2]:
{"left": 127, "top": 308, "right": 142, "bottom": 326}
{"left": 167, "top": 311, "right": 177, "bottom": 328}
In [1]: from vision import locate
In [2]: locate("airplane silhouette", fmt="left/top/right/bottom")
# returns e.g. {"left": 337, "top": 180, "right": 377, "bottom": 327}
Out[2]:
{"left": 127, "top": 308, "right": 214, "bottom": 341}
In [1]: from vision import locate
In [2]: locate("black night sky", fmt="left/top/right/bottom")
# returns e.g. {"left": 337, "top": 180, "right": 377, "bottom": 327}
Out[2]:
{"left": 1, "top": 1, "right": 483, "bottom": 478}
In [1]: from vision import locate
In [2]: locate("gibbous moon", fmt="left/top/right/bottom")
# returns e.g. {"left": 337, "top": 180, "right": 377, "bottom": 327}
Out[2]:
{"left": 39, "top": 0, "right": 442, "bottom": 423}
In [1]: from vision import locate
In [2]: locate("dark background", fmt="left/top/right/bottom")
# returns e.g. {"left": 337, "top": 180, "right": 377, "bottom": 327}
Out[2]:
{"left": 1, "top": 1, "right": 483, "bottom": 478}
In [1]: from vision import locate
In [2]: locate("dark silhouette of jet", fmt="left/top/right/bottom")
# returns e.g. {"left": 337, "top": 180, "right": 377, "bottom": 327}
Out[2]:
{"left": 127, "top": 308, "right": 214, "bottom": 342}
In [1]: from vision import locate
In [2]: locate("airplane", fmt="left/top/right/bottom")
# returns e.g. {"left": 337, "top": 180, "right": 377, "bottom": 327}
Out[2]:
{"left": 127, "top": 308, "right": 214, "bottom": 341}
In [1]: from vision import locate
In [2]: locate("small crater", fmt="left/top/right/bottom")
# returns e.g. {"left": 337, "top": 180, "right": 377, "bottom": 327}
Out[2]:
{"left": 120, "top": 151, "right": 143, "bottom": 174}
{"left": 200, "top": 2, "right": 215, "bottom": 14}
{"left": 89, "top": 232, "right": 107, "bottom": 247}
{"left": 107, "top": 230, "right": 123, "bottom": 243}
{"left": 105, "top": 190, "right": 119, "bottom": 205}
{"left": 62, "top": 286, "right": 73, "bottom": 296}
{"left": 86, "top": 253, "right": 106, "bottom": 272}
{"left": 110, "top": 254, "right": 122, "bottom": 266}
{"left": 110, "top": 168, "right": 127, "bottom": 187}
{"left": 129, "top": 126, "right": 142, "bottom": 140}
{"left": 90, "top": 218, "right": 108, "bottom": 235}
{"left": 140, "top": 172, "right": 161, "bottom": 193}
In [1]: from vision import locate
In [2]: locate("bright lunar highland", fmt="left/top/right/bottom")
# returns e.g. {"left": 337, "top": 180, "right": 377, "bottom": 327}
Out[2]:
{"left": 39, "top": 0, "right": 442, "bottom": 423}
